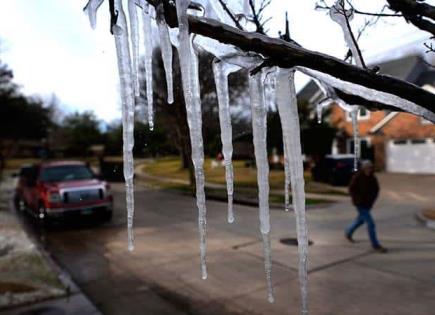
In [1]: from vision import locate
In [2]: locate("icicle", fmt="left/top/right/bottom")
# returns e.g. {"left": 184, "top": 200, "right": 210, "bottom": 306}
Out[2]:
{"left": 112, "top": 0, "right": 135, "bottom": 252}
{"left": 156, "top": 3, "right": 174, "bottom": 104}
{"left": 284, "top": 143, "right": 291, "bottom": 212}
{"left": 261, "top": 232, "right": 274, "bottom": 303}
{"left": 316, "top": 103, "right": 323, "bottom": 124}
{"left": 264, "top": 68, "right": 277, "bottom": 111}
{"left": 350, "top": 109, "right": 360, "bottom": 171}
{"left": 298, "top": 67, "right": 435, "bottom": 123}
{"left": 316, "top": 98, "right": 334, "bottom": 124}
{"left": 128, "top": 0, "right": 140, "bottom": 96}
{"left": 212, "top": 59, "right": 240, "bottom": 223}
{"left": 276, "top": 68, "right": 309, "bottom": 315}
{"left": 142, "top": 3, "right": 154, "bottom": 130}
{"left": 329, "top": 1, "right": 364, "bottom": 67}
{"left": 83, "top": 0, "right": 104, "bottom": 29}
{"left": 176, "top": 0, "right": 208, "bottom": 280}
{"left": 249, "top": 71, "right": 274, "bottom": 303}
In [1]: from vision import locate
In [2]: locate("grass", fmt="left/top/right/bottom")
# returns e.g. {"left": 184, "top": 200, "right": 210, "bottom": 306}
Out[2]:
{"left": 0, "top": 252, "right": 64, "bottom": 291}
{"left": 0, "top": 282, "right": 35, "bottom": 294}
{"left": 142, "top": 157, "right": 348, "bottom": 195}
{"left": 142, "top": 157, "right": 309, "bottom": 190}
{"left": 143, "top": 177, "right": 330, "bottom": 206}
{"left": 141, "top": 157, "right": 343, "bottom": 205}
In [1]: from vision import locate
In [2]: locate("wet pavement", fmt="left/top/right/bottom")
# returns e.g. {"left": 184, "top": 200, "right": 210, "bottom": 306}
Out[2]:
{"left": 12, "top": 174, "right": 435, "bottom": 315}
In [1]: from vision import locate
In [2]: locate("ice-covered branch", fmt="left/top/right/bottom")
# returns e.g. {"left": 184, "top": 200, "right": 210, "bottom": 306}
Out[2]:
{"left": 143, "top": 0, "right": 435, "bottom": 121}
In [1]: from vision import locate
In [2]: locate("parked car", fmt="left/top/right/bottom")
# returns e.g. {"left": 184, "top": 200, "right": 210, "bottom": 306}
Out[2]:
{"left": 14, "top": 161, "right": 113, "bottom": 222}
{"left": 311, "top": 154, "right": 356, "bottom": 186}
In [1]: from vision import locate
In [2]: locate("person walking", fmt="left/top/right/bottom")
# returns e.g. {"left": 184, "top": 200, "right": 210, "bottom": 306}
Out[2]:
{"left": 345, "top": 160, "right": 387, "bottom": 253}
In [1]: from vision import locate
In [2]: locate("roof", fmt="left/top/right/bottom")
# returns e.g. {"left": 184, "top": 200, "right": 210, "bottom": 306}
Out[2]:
{"left": 377, "top": 55, "right": 422, "bottom": 81}
{"left": 297, "top": 54, "right": 435, "bottom": 103}
{"left": 297, "top": 80, "right": 319, "bottom": 103}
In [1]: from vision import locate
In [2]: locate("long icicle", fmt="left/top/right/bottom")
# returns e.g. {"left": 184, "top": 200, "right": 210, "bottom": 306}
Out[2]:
{"left": 176, "top": 0, "right": 208, "bottom": 280}
{"left": 156, "top": 2, "right": 174, "bottom": 104}
{"left": 142, "top": 2, "right": 154, "bottom": 130}
{"left": 350, "top": 109, "right": 360, "bottom": 171}
{"left": 276, "top": 68, "right": 309, "bottom": 315}
{"left": 249, "top": 71, "right": 274, "bottom": 303}
{"left": 128, "top": 0, "right": 140, "bottom": 96}
{"left": 284, "top": 142, "right": 291, "bottom": 212}
{"left": 212, "top": 59, "right": 239, "bottom": 223}
{"left": 112, "top": 0, "right": 135, "bottom": 252}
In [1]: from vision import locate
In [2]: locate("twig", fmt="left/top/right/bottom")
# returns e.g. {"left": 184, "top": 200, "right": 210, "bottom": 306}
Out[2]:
{"left": 217, "top": 0, "right": 244, "bottom": 31}
{"left": 108, "top": 0, "right": 118, "bottom": 34}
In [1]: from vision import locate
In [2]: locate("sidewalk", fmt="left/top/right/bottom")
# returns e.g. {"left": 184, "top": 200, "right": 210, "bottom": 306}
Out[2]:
{"left": 40, "top": 182, "right": 435, "bottom": 315}
{"left": 0, "top": 173, "right": 100, "bottom": 315}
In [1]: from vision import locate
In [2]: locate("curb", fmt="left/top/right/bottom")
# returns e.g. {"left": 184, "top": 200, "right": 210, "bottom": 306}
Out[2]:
{"left": 415, "top": 211, "right": 435, "bottom": 230}
{"left": 0, "top": 175, "right": 101, "bottom": 315}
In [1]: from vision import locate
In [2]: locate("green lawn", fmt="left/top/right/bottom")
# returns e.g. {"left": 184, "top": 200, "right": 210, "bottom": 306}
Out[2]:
{"left": 142, "top": 157, "right": 309, "bottom": 190}
{"left": 141, "top": 157, "right": 346, "bottom": 204}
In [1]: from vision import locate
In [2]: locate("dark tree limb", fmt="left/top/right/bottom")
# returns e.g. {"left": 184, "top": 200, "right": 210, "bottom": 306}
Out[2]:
{"left": 142, "top": 0, "right": 435, "bottom": 118}
{"left": 387, "top": 0, "right": 435, "bottom": 36}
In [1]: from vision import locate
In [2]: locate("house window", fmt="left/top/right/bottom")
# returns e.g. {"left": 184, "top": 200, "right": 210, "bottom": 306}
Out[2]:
{"left": 411, "top": 139, "right": 427, "bottom": 144}
{"left": 345, "top": 108, "right": 370, "bottom": 121}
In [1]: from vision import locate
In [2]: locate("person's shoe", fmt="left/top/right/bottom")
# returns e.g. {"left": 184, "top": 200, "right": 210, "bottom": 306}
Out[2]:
{"left": 345, "top": 233, "right": 355, "bottom": 243}
{"left": 373, "top": 245, "right": 388, "bottom": 253}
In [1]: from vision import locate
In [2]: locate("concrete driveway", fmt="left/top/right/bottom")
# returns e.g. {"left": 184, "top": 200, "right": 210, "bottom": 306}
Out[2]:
{"left": 377, "top": 172, "right": 435, "bottom": 207}
{"left": 23, "top": 175, "right": 435, "bottom": 315}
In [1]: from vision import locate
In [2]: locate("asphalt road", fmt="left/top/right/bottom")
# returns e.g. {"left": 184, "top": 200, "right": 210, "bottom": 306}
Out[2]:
{"left": 19, "top": 175, "right": 435, "bottom": 315}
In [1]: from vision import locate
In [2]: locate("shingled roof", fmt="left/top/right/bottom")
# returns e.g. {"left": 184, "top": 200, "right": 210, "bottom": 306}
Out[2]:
{"left": 297, "top": 55, "right": 435, "bottom": 103}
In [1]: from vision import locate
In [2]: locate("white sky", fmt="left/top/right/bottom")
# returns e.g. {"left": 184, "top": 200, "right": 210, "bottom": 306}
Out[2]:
{"left": 0, "top": 0, "right": 432, "bottom": 122}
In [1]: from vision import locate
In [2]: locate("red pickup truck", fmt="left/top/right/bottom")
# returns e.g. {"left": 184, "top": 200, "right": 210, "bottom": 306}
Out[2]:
{"left": 14, "top": 161, "right": 113, "bottom": 222}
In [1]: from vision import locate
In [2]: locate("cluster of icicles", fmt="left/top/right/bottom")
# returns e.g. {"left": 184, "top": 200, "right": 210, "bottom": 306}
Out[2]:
{"left": 84, "top": 0, "right": 435, "bottom": 314}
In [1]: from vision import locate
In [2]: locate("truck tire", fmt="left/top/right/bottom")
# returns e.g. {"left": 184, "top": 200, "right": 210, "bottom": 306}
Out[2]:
{"left": 102, "top": 210, "right": 113, "bottom": 222}
{"left": 14, "top": 194, "right": 25, "bottom": 212}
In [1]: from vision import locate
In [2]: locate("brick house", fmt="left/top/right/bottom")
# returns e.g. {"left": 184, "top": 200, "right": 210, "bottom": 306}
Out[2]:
{"left": 298, "top": 54, "right": 435, "bottom": 174}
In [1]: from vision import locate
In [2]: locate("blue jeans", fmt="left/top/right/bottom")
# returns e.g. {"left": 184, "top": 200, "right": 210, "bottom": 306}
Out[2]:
{"left": 346, "top": 206, "right": 380, "bottom": 248}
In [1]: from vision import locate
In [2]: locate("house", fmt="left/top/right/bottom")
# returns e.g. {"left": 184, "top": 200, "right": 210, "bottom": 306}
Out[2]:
{"left": 298, "top": 54, "right": 435, "bottom": 174}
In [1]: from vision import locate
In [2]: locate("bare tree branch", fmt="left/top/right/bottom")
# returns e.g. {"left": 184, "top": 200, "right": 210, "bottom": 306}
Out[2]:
{"left": 315, "top": 1, "right": 402, "bottom": 17}
{"left": 137, "top": 0, "right": 435, "bottom": 118}
{"left": 217, "top": 0, "right": 244, "bottom": 31}
{"left": 387, "top": 0, "right": 435, "bottom": 36}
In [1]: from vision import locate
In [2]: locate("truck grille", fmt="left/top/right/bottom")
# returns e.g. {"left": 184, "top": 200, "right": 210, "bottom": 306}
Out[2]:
{"left": 63, "top": 188, "right": 103, "bottom": 203}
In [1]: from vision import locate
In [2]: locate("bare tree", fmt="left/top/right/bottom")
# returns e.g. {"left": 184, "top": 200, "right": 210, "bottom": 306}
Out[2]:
{"left": 122, "top": 0, "right": 435, "bottom": 119}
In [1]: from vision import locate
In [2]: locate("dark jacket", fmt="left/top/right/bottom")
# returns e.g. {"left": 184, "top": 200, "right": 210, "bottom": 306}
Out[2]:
{"left": 349, "top": 171, "right": 379, "bottom": 209}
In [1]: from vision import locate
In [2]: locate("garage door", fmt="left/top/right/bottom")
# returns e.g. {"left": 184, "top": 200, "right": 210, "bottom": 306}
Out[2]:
{"left": 386, "top": 139, "right": 435, "bottom": 174}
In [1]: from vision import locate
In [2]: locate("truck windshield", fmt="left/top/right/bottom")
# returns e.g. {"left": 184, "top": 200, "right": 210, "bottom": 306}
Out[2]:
{"left": 40, "top": 165, "right": 94, "bottom": 182}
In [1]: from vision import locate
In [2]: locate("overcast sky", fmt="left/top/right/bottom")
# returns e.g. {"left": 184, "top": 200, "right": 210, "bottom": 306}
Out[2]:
{"left": 0, "top": 0, "right": 432, "bottom": 122}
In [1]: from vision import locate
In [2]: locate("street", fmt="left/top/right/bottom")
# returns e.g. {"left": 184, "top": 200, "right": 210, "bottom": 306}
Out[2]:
{"left": 21, "top": 174, "right": 435, "bottom": 315}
